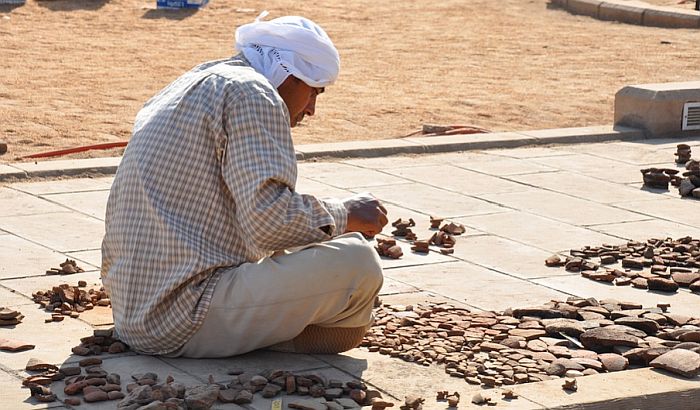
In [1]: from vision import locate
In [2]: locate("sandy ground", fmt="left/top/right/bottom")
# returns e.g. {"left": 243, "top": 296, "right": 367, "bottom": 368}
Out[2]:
{"left": 0, "top": 0, "right": 699, "bottom": 160}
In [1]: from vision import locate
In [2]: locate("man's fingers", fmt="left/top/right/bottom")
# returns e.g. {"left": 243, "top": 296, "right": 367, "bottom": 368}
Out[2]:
{"left": 377, "top": 201, "right": 388, "bottom": 215}
{"left": 377, "top": 209, "right": 389, "bottom": 228}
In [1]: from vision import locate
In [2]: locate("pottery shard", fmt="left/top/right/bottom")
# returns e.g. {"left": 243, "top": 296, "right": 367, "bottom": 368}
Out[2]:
{"left": 580, "top": 327, "right": 640, "bottom": 350}
{"left": 84, "top": 390, "right": 109, "bottom": 402}
{"left": 543, "top": 319, "right": 585, "bottom": 337}
{"left": 545, "top": 255, "right": 563, "bottom": 267}
{"left": 0, "top": 338, "right": 35, "bottom": 352}
{"left": 184, "top": 385, "right": 219, "bottom": 410}
{"left": 289, "top": 399, "right": 330, "bottom": 410}
{"left": 0, "top": 307, "right": 20, "bottom": 320}
{"left": 117, "top": 385, "right": 153, "bottom": 408}
{"left": 598, "top": 353, "right": 628, "bottom": 372}
{"left": 647, "top": 277, "right": 679, "bottom": 293}
{"left": 671, "top": 272, "right": 700, "bottom": 287}
{"left": 26, "top": 358, "right": 58, "bottom": 372}
{"left": 480, "top": 342, "right": 507, "bottom": 351}
{"left": 631, "top": 278, "right": 648, "bottom": 289}
{"left": 613, "top": 317, "right": 659, "bottom": 335}
{"left": 508, "top": 328, "right": 547, "bottom": 340}
{"left": 650, "top": 349, "right": 700, "bottom": 378}
{"left": 679, "top": 331, "right": 700, "bottom": 343}
{"left": 690, "top": 280, "right": 700, "bottom": 293}
{"left": 217, "top": 389, "right": 237, "bottom": 403}
{"left": 512, "top": 307, "right": 562, "bottom": 319}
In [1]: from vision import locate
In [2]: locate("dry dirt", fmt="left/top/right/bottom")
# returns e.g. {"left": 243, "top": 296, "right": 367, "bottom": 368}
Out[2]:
{"left": 0, "top": 0, "right": 698, "bottom": 161}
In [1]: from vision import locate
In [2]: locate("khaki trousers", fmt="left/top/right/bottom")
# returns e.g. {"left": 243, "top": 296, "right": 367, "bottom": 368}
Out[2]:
{"left": 168, "top": 232, "right": 383, "bottom": 358}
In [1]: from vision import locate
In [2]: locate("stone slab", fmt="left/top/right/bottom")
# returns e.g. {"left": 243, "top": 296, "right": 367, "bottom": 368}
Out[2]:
{"left": 404, "top": 131, "right": 537, "bottom": 152}
{"left": 0, "top": 285, "right": 34, "bottom": 306}
{"left": 296, "top": 138, "right": 424, "bottom": 159}
{"left": 295, "top": 177, "right": 354, "bottom": 199}
{"left": 40, "top": 191, "right": 109, "bottom": 220}
{"left": 599, "top": 1, "right": 645, "bottom": 24}
{"left": 0, "top": 164, "right": 27, "bottom": 180}
{"left": 0, "top": 235, "right": 69, "bottom": 280}
{"left": 566, "top": 0, "right": 602, "bottom": 17}
{"left": 0, "top": 188, "right": 68, "bottom": 217}
{"left": 299, "top": 162, "right": 411, "bottom": 189}
{"left": 457, "top": 211, "right": 621, "bottom": 252}
{"left": 379, "top": 276, "right": 421, "bottom": 296}
{"left": 385, "top": 262, "right": 569, "bottom": 312}
{"left": 382, "top": 164, "right": 531, "bottom": 195}
{"left": 447, "top": 235, "right": 571, "bottom": 279}
{"left": 480, "top": 189, "right": 648, "bottom": 226}
{"left": 644, "top": 8, "right": 700, "bottom": 28}
{"left": 613, "top": 197, "right": 700, "bottom": 228}
{"left": 533, "top": 275, "right": 699, "bottom": 317}
{"left": 0, "top": 212, "right": 104, "bottom": 253}
{"left": 519, "top": 125, "right": 643, "bottom": 145}
{"left": 162, "top": 350, "right": 329, "bottom": 384}
{"left": 507, "top": 171, "right": 667, "bottom": 204}
{"left": 10, "top": 177, "right": 114, "bottom": 196}
{"left": 590, "top": 219, "right": 700, "bottom": 241}
{"left": 365, "top": 183, "right": 507, "bottom": 219}
{"left": 528, "top": 153, "right": 665, "bottom": 184}
{"left": 453, "top": 152, "right": 558, "bottom": 176}
{"left": 511, "top": 367, "right": 700, "bottom": 409}
{"left": 10, "top": 157, "right": 121, "bottom": 178}
{"left": 489, "top": 146, "right": 574, "bottom": 159}
{"left": 555, "top": 140, "right": 680, "bottom": 166}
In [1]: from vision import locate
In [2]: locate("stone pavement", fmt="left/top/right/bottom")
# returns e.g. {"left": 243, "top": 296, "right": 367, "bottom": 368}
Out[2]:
{"left": 1, "top": 137, "right": 700, "bottom": 409}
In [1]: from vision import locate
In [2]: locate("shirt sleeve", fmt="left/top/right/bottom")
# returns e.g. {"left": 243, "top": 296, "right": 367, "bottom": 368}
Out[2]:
{"left": 221, "top": 90, "right": 347, "bottom": 253}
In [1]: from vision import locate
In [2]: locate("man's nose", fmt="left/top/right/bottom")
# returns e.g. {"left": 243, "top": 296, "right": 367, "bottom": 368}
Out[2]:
{"left": 304, "top": 95, "right": 317, "bottom": 117}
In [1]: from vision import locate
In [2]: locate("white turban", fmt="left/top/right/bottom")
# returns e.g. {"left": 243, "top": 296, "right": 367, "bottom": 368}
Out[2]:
{"left": 235, "top": 12, "right": 340, "bottom": 88}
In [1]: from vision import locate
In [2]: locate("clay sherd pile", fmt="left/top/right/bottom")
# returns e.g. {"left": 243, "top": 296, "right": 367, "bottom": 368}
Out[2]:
{"left": 679, "top": 159, "right": 700, "bottom": 199}
{"left": 71, "top": 327, "right": 129, "bottom": 356}
{"left": 391, "top": 218, "right": 417, "bottom": 241}
{"left": 32, "top": 283, "right": 111, "bottom": 321}
{"left": 46, "top": 259, "right": 85, "bottom": 275}
{"left": 545, "top": 236, "right": 700, "bottom": 293}
{"left": 376, "top": 238, "right": 403, "bottom": 260}
{"left": 675, "top": 144, "right": 692, "bottom": 165}
{"left": 0, "top": 307, "right": 24, "bottom": 326}
{"left": 641, "top": 168, "right": 677, "bottom": 190}
{"left": 363, "top": 297, "right": 700, "bottom": 391}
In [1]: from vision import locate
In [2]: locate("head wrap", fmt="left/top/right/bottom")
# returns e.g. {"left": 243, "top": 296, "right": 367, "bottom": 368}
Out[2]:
{"left": 235, "top": 12, "right": 340, "bottom": 88}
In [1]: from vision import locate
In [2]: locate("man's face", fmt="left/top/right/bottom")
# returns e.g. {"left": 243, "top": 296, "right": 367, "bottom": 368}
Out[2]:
{"left": 277, "top": 76, "right": 324, "bottom": 127}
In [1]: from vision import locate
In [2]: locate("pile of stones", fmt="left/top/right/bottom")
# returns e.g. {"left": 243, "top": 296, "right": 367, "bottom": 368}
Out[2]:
{"left": 640, "top": 168, "right": 678, "bottom": 190}
{"left": 679, "top": 159, "right": 700, "bottom": 199}
{"left": 32, "top": 282, "right": 111, "bottom": 322}
{"left": 375, "top": 217, "right": 465, "bottom": 259}
{"left": 641, "top": 144, "right": 700, "bottom": 199}
{"left": 70, "top": 327, "right": 128, "bottom": 356}
{"left": 0, "top": 307, "right": 24, "bottom": 326}
{"left": 362, "top": 297, "right": 700, "bottom": 390}
{"left": 46, "top": 259, "right": 85, "bottom": 275}
{"left": 546, "top": 236, "right": 700, "bottom": 293}
{"left": 675, "top": 144, "right": 692, "bottom": 164}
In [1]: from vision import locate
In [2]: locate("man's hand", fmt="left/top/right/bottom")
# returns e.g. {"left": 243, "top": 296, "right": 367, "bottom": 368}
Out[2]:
{"left": 343, "top": 193, "right": 389, "bottom": 239}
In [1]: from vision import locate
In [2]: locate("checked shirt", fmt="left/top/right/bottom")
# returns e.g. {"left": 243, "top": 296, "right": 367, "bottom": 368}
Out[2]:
{"left": 101, "top": 55, "right": 347, "bottom": 355}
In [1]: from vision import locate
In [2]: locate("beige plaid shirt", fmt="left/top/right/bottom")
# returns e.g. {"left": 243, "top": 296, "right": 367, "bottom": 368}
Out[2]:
{"left": 101, "top": 55, "right": 347, "bottom": 355}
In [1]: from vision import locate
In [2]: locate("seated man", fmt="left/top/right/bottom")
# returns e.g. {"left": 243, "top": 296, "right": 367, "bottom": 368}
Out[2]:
{"left": 101, "top": 14, "right": 388, "bottom": 358}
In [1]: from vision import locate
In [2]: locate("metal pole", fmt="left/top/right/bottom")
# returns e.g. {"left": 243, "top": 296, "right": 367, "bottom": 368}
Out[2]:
{"left": 697, "top": 0, "right": 699, "bottom": 11}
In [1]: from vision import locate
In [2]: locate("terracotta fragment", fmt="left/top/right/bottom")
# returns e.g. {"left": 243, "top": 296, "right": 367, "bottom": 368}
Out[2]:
{"left": 0, "top": 337, "right": 35, "bottom": 352}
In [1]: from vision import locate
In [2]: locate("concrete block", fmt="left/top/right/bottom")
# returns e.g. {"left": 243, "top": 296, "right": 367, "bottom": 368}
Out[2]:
{"left": 643, "top": 8, "right": 700, "bottom": 28}
{"left": 566, "top": 0, "right": 601, "bottom": 17}
{"left": 614, "top": 81, "right": 700, "bottom": 138}
{"left": 599, "top": 2, "right": 645, "bottom": 24}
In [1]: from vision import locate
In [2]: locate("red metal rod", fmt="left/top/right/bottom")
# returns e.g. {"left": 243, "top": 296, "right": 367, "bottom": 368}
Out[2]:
{"left": 22, "top": 141, "right": 129, "bottom": 159}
